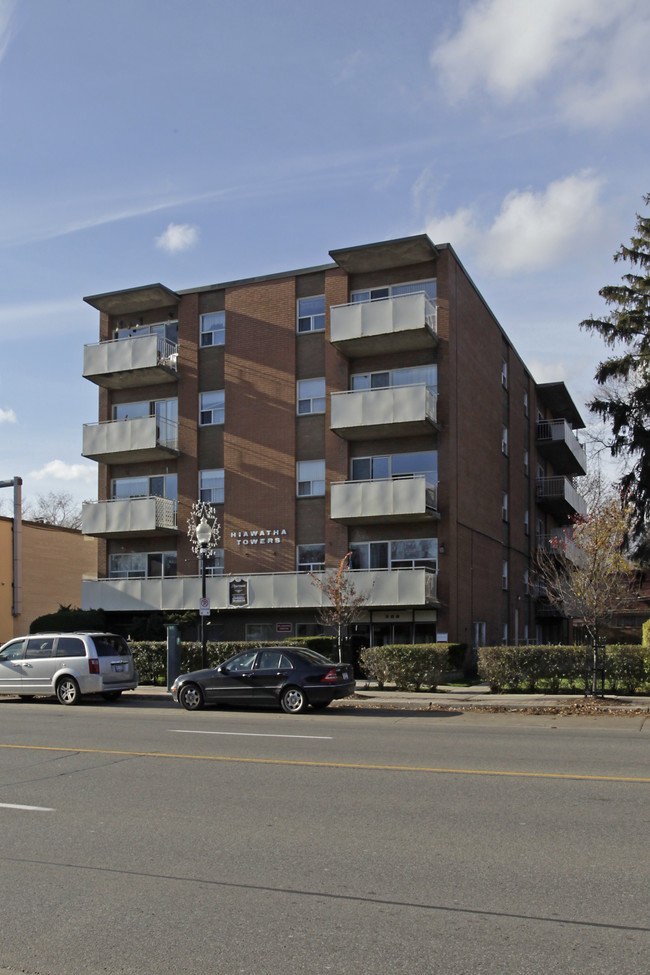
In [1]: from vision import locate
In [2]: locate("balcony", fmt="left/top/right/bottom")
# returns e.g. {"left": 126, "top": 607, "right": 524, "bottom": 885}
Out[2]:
{"left": 81, "top": 567, "right": 439, "bottom": 612}
{"left": 331, "top": 384, "right": 438, "bottom": 440}
{"left": 330, "top": 292, "right": 437, "bottom": 358}
{"left": 82, "top": 416, "right": 179, "bottom": 464}
{"left": 536, "top": 419, "right": 587, "bottom": 476}
{"left": 536, "top": 477, "right": 586, "bottom": 518}
{"left": 330, "top": 474, "right": 439, "bottom": 524}
{"left": 82, "top": 496, "right": 178, "bottom": 538}
{"left": 537, "top": 531, "right": 582, "bottom": 564}
{"left": 83, "top": 334, "right": 179, "bottom": 389}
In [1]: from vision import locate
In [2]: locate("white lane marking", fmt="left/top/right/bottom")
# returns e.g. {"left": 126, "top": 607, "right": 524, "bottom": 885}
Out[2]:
{"left": 0, "top": 803, "right": 54, "bottom": 812}
{"left": 172, "top": 730, "right": 332, "bottom": 741}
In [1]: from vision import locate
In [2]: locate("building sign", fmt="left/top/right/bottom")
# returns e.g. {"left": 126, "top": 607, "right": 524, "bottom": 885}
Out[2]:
{"left": 229, "top": 579, "right": 248, "bottom": 606}
{"left": 276, "top": 623, "right": 292, "bottom": 634}
{"left": 230, "top": 528, "right": 287, "bottom": 546}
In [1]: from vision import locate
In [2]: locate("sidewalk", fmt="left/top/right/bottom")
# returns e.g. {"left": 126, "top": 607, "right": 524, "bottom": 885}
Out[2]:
{"left": 131, "top": 682, "right": 650, "bottom": 713}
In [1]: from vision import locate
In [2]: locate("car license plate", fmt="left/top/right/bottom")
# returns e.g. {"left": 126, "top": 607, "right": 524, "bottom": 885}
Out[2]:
{"left": 341, "top": 670, "right": 348, "bottom": 680}
{"left": 112, "top": 662, "right": 126, "bottom": 673}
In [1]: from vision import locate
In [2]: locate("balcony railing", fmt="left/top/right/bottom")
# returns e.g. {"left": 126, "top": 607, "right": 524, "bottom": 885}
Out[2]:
{"left": 330, "top": 474, "right": 439, "bottom": 524}
{"left": 331, "top": 383, "right": 438, "bottom": 440}
{"left": 330, "top": 292, "right": 438, "bottom": 357}
{"left": 82, "top": 496, "right": 178, "bottom": 537}
{"left": 536, "top": 531, "right": 582, "bottom": 564}
{"left": 83, "top": 333, "right": 179, "bottom": 389}
{"left": 82, "top": 415, "right": 179, "bottom": 464}
{"left": 536, "top": 476, "right": 586, "bottom": 518}
{"left": 536, "top": 419, "right": 587, "bottom": 476}
{"left": 81, "top": 566, "right": 439, "bottom": 612}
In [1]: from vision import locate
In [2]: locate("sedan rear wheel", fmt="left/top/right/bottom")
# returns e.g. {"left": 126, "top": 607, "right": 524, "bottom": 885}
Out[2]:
{"left": 179, "top": 682, "right": 204, "bottom": 711}
{"left": 280, "top": 686, "right": 307, "bottom": 714}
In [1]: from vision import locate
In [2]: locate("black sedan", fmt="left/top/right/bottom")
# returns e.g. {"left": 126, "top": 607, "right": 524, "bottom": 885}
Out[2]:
{"left": 170, "top": 646, "right": 355, "bottom": 714}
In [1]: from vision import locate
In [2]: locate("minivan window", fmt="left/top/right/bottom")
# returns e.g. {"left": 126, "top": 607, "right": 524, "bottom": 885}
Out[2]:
{"left": 92, "top": 635, "right": 130, "bottom": 657}
{"left": 56, "top": 637, "right": 86, "bottom": 657}
{"left": 25, "top": 637, "right": 56, "bottom": 658}
{"left": 0, "top": 640, "right": 24, "bottom": 660}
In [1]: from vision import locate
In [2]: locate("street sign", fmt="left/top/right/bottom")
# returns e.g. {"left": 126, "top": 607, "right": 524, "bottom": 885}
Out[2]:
{"left": 199, "top": 596, "right": 210, "bottom": 616}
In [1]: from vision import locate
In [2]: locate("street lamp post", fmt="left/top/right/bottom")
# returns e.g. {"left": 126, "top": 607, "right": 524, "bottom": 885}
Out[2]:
{"left": 187, "top": 501, "right": 221, "bottom": 669}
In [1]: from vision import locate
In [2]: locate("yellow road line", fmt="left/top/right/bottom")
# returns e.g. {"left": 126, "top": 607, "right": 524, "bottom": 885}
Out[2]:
{"left": 1, "top": 742, "right": 648, "bottom": 782}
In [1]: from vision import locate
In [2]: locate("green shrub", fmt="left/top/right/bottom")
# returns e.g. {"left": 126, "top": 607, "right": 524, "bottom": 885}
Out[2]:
{"left": 643, "top": 620, "right": 650, "bottom": 648}
{"left": 478, "top": 644, "right": 650, "bottom": 694}
{"left": 359, "top": 644, "right": 449, "bottom": 691}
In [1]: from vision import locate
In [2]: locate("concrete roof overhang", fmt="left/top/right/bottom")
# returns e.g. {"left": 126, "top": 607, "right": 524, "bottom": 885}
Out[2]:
{"left": 537, "top": 382, "right": 586, "bottom": 429}
{"left": 83, "top": 284, "right": 180, "bottom": 315}
{"left": 329, "top": 235, "right": 439, "bottom": 274}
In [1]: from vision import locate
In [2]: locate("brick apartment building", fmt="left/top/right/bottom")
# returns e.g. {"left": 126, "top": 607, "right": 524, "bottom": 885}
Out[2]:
{"left": 80, "top": 234, "right": 586, "bottom": 650}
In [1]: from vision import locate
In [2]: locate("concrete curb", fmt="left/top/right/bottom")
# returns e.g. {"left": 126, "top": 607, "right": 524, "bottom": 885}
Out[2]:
{"left": 129, "top": 683, "right": 650, "bottom": 714}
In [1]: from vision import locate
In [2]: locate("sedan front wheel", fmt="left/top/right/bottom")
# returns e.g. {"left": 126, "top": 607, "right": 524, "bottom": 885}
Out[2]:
{"left": 179, "top": 682, "right": 204, "bottom": 711}
{"left": 280, "top": 686, "right": 307, "bottom": 714}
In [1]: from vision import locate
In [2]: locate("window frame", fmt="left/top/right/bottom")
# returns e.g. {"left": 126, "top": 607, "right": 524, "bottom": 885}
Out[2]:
{"left": 297, "top": 295, "right": 326, "bottom": 333}
{"left": 297, "top": 378, "right": 326, "bottom": 415}
{"left": 199, "top": 469, "right": 225, "bottom": 504}
{"left": 200, "top": 311, "right": 225, "bottom": 348}
{"left": 199, "top": 390, "right": 225, "bottom": 426}
{"left": 297, "top": 460, "right": 326, "bottom": 497}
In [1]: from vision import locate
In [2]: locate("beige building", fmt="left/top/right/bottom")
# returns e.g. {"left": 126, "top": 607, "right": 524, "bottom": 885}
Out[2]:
{"left": 0, "top": 516, "right": 97, "bottom": 643}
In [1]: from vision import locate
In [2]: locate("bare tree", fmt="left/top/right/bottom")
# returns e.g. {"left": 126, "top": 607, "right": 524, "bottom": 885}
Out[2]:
{"left": 310, "top": 553, "right": 368, "bottom": 662}
{"left": 24, "top": 491, "right": 83, "bottom": 529}
{"left": 536, "top": 480, "right": 637, "bottom": 694}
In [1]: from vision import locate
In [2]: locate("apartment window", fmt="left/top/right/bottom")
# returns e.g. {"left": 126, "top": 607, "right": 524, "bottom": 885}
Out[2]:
{"left": 199, "top": 469, "right": 224, "bottom": 504}
{"left": 502, "top": 623, "right": 508, "bottom": 644}
{"left": 115, "top": 320, "right": 178, "bottom": 344}
{"left": 502, "top": 560, "right": 509, "bottom": 590}
{"left": 297, "top": 544, "right": 325, "bottom": 571}
{"left": 501, "top": 360, "right": 508, "bottom": 388}
{"left": 297, "top": 460, "right": 325, "bottom": 497}
{"left": 501, "top": 426, "right": 508, "bottom": 455}
{"left": 112, "top": 474, "right": 177, "bottom": 501}
{"left": 524, "top": 450, "right": 529, "bottom": 476}
{"left": 524, "top": 509, "right": 529, "bottom": 535}
{"left": 245, "top": 623, "right": 275, "bottom": 642}
{"left": 524, "top": 569, "right": 530, "bottom": 594}
{"left": 200, "top": 390, "right": 225, "bottom": 425}
{"left": 109, "top": 552, "right": 177, "bottom": 579}
{"left": 297, "top": 378, "right": 326, "bottom": 414}
{"left": 204, "top": 550, "right": 224, "bottom": 577}
{"left": 351, "top": 450, "right": 437, "bottom": 482}
{"left": 502, "top": 492, "right": 508, "bottom": 522}
{"left": 350, "top": 538, "right": 437, "bottom": 571}
{"left": 297, "top": 296, "right": 325, "bottom": 333}
{"left": 351, "top": 364, "right": 437, "bottom": 392}
{"left": 351, "top": 279, "right": 437, "bottom": 303}
{"left": 200, "top": 311, "right": 225, "bottom": 347}
{"left": 523, "top": 391, "right": 529, "bottom": 416}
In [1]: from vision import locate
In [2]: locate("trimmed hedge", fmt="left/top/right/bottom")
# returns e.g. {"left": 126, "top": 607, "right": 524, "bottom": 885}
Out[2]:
{"left": 359, "top": 644, "right": 453, "bottom": 691}
{"left": 131, "top": 636, "right": 337, "bottom": 685}
{"left": 478, "top": 644, "right": 650, "bottom": 695}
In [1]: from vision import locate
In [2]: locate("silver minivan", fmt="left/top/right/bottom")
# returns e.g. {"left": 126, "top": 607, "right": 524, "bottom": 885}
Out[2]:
{"left": 0, "top": 632, "right": 139, "bottom": 705}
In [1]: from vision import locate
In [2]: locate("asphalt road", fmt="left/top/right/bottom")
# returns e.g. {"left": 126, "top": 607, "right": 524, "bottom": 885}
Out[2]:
{"left": 0, "top": 695, "right": 648, "bottom": 975}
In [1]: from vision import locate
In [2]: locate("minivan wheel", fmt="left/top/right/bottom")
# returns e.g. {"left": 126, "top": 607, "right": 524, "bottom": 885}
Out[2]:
{"left": 56, "top": 677, "right": 81, "bottom": 706}
{"left": 280, "top": 686, "right": 307, "bottom": 714}
{"left": 179, "top": 682, "right": 204, "bottom": 711}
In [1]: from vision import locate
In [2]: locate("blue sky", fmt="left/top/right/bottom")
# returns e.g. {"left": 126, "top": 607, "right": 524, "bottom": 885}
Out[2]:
{"left": 1, "top": 0, "right": 649, "bottom": 513}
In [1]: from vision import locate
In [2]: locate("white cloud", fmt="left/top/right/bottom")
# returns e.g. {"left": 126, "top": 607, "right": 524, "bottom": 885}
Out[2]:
{"left": 424, "top": 172, "right": 605, "bottom": 275}
{"left": 0, "top": 407, "right": 17, "bottom": 423}
{"left": 30, "top": 460, "right": 96, "bottom": 483}
{"left": 527, "top": 359, "right": 569, "bottom": 384}
{"left": 431, "top": 0, "right": 648, "bottom": 126}
{"left": 155, "top": 222, "right": 199, "bottom": 253}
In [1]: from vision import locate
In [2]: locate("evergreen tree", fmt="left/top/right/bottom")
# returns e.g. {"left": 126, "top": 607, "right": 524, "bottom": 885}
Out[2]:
{"left": 580, "top": 194, "right": 650, "bottom": 537}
